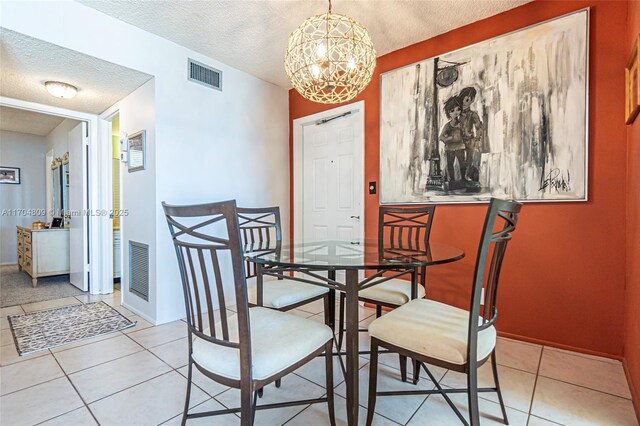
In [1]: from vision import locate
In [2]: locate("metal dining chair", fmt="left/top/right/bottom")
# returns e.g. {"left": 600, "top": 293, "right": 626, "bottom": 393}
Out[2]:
{"left": 336, "top": 205, "right": 435, "bottom": 381}
{"left": 237, "top": 206, "right": 334, "bottom": 393}
{"left": 237, "top": 206, "right": 332, "bottom": 318}
{"left": 163, "top": 200, "right": 335, "bottom": 426}
{"left": 365, "top": 198, "right": 522, "bottom": 426}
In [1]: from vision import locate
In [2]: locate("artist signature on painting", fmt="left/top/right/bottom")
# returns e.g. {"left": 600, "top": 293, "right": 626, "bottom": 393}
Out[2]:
{"left": 539, "top": 168, "right": 571, "bottom": 192}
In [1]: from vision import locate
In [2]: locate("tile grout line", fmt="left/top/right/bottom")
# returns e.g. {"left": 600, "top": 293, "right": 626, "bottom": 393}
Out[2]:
{"left": 535, "top": 374, "right": 634, "bottom": 401}
{"left": 50, "top": 348, "right": 101, "bottom": 426}
{"left": 52, "top": 344, "right": 147, "bottom": 376}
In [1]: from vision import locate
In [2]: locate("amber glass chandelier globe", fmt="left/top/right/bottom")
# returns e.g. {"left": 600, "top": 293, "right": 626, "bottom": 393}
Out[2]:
{"left": 284, "top": 12, "right": 376, "bottom": 104}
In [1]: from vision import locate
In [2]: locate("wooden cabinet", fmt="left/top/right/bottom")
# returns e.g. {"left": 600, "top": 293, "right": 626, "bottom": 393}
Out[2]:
{"left": 17, "top": 226, "right": 70, "bottom": 287}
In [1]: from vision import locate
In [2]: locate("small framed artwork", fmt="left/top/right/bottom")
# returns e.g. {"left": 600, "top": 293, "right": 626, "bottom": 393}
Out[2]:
{"left": 626, "top": 35, "right": 640, "bottom": 125}
{"left": 0, "top": 166, "right": 20, "bottom": 184}
{"left": 127, "top": 130, "right": 146, "bottom": 172}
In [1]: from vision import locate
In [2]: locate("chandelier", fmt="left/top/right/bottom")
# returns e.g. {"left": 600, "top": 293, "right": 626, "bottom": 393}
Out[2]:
{"left": 284, "top": 0, "right": 376, "bottom": 104}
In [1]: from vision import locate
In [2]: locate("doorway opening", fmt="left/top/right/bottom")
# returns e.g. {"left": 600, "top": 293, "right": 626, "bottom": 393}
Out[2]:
{"left": 293, "top": 101, "right": 365, "bottom": 244}
{"left": 0, "top": 105, "right": 89, "bottom": 307}
{"left": 109, "top": 112, "right": 122, "bottom": 291}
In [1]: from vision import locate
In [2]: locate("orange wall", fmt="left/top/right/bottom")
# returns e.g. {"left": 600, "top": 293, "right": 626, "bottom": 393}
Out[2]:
{"left": 625, "top": 0, "right": 640, "bottom": 417}
{"left": 289, "top": 1, "right": 628, "bottom": 357}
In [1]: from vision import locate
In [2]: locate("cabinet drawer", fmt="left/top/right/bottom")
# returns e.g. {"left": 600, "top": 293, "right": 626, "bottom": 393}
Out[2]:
{"left": 23, "top": 256, "right": 33, "bottom": 275}
{"left": 24, "top": 232, "right": 31, "bottom": 243}
{"left": 23, "top": 242, "right": 32, "bottom": 257}
{"left": 17, "top": 239, "right": 23, "bottom": 251}
{"left": 18, "top": 252, "right": 23, "bottom": 267}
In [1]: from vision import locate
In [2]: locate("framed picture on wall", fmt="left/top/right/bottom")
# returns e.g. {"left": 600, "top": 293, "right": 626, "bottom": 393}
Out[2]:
{"left": 0, "top": 166, "right": 20, "bottom": 184}
{"left": 380, "top": 9, "right": 589, "bottom": 203}
{"left": 127, "top": 130, "right": 146, "bottom": 173}
{"left": 626, "top": 35, "right": 640, "bottom": 125}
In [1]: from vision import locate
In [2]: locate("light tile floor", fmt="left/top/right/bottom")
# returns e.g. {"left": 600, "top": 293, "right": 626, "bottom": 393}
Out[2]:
{"left": 0, "top": 293, "right": 638, "bottom": 425}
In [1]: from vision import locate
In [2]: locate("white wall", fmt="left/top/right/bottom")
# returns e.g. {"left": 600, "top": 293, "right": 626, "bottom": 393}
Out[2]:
{"left": 1, "top": 1, "right": 290, "bottom": 323}
{"left": 115, "top": 80, "right": 157, "bottom": 320}
{"left": 45, "top": 118, "right": 79, "bottom": 158}
{"left": 0, "top": 131, "right": 47, "bottom": 264}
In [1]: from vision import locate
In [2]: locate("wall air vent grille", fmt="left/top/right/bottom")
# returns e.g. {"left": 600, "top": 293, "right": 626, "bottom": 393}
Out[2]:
{"left": 129, "top": 241, "right": 149, "bottom": 301}
{"left": 188, "top": 58, "right": 222, "bottom": 91}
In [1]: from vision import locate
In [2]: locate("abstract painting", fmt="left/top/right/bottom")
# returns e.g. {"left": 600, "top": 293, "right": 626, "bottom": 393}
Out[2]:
{"left": 380, "top": 9, "right": 588, "bottom": 203}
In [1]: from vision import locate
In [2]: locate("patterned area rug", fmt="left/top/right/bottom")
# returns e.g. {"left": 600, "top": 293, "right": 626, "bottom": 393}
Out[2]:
{"left": 1, "top": 265, "right": 85, "bottom": 308}
{"left": 8, "top": 302, "right": 136, "bottom": 355}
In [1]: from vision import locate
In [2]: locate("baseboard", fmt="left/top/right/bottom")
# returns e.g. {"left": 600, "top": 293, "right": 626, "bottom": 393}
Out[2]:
{"left": 0, "top": 262, "right": 18, "bottom": 266}
{"left": 498, "top": 331, "right": 624, "bottom": 362}
{"left": 623, "top": 360, "right": 640, "bottom": 421}
{"left": 121, "top": 301, "right": 156, "bottom": 325}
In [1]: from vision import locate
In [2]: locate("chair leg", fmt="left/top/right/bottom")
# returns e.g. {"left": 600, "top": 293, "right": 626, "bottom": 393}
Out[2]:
{"left": 412, "top": 359, "right": 421, "bottom": 384}
{"left": 325, "top": 340, "right": 336, "bottom": 426}
{"left": 251, "top": 390, "right": 258, "bottom": 425}
{"left": 399, "top": 354, "right": 408, "bottom": 382}
{"left": 491, "top": 350, "right": 509, "bottom": 425}
{"left": 257, "top": 387, "right": 263, "bottom": 398}
{"left": 366, "top": 341, "right": 379, "bottom": 426}
{"left": 325, "top": 290, "right": 336, "bottom": 331}
{"left": 337, "top": 293, "right": 345, "bottom": 353}
{"left": 324, "top": 292, "right": 333, "bottom": 330}
{"left": 467, "top": 366, "right": 480, "bottom": 426}
{"left": 240, "top": 383, "right": 254, "bottom": 426}
{"left": 181, "top": 359, "right": 193, "bottom": 426}
{"left": 376, "top": 304, "right": 382, "bottom": 318}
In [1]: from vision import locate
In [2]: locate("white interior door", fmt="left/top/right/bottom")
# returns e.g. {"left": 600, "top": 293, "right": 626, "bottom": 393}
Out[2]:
{"left": 69, "top": 122, "right": 88, "bottom": 291}
{"left": 302, "top": 110, "right": 364, "bottom": 243}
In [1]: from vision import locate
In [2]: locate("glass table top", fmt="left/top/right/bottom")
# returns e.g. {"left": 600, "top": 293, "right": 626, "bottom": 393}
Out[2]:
{"left": 245, "top": 239, "right": 464, "bottom": 270}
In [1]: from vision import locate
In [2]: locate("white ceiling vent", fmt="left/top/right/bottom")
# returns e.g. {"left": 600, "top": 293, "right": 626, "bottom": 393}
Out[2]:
{"left": 188, "top": 58, "right": 222, "bottom": 91}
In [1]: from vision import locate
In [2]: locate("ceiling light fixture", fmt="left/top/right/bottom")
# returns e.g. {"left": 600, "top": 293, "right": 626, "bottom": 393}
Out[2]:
{"left": 284, "top": 0, "right": 376, "bottom": 104}
{"left": 44, "top": 81, "right": 78, "bottom": 99}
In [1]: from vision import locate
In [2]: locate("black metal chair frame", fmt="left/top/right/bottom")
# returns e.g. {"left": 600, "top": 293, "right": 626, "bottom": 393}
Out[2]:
{"left": 237, "top": 206, "right": 334, "bottom": 317}
{"left": 336, "top": 205, "right": 436, "bottom": 381}
{"left": 237, "top": 206, "right": 335, "bottom": 393}
{"left": 163, "top": 200, "right": 335, "bottom": 426}
{"left": 365, "top": 198, "right": 522, "bottom": 426}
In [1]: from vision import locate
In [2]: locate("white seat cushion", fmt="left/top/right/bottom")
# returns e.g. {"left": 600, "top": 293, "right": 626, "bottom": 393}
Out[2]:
{"left": 192, "top": 307, "right": 332, "bottom": 381}
{"left": 359, "top": 278, "right": 426, "bottom": 306}
{"left": 247, "top": 276, "right": 329, "bottom": 309}
{"left": 368, "top": 298, "right": 496, "bottom": 365}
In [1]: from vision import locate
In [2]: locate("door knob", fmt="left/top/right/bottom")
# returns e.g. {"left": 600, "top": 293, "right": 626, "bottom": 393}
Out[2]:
{"left": 350, "top": 215, "right": 360, "bottom": 219}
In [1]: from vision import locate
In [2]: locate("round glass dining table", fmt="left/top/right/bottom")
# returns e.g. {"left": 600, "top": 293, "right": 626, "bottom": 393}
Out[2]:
{"left": 246, "top": 239, "right": 464, "bottom": 426}
{"left": 246, "top": 238, "right": 464, "bottom": 271}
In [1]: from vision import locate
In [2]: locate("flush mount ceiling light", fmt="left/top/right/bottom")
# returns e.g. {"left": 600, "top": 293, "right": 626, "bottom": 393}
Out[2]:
{"left": 44, "top": 81, "right": 78, "bottom": 99}
{"left": 284, "top": 0, "right": 376, "bottom": 104}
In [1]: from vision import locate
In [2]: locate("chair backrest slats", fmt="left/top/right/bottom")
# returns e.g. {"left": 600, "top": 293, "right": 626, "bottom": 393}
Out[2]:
{"left": 178, "top": 245, "right": 198, "bottom": 330}
{"left": 196, "top": 248, "right": 216, "bottom": 338}
{"left": 237, "top": 207, "right": 282, "bottom": 279}
{"left": 185, "top": 248, "right": 204, "bottom": 332}
{"left": 467, "top": 198, "right": 522, "bottom": 364}
{"left": 210, "top": 248, "right": 230, "bottom": 341}
{"left": 379, "top": 205, "right": 436, "bottom": 286}
{"left": 163, "top": 200, "right": 250, "bottom": 371}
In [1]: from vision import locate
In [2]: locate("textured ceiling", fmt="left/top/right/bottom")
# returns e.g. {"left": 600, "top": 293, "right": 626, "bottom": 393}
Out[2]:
{"left": 0, "top": 29, "right": 153, "bottom": 114}
{"left": 0, "top": 106, "right": 67, "bottom": 136}
{"left": 78, "top": 0, "right": 531, "bottom": 87}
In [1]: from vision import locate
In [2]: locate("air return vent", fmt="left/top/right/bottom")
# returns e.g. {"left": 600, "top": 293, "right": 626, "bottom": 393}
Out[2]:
{"left": 188, "top": 58, "right": 222, "bottom": 91}
{"left": 129, "top": 241, "right": 149, "bottom": 301}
